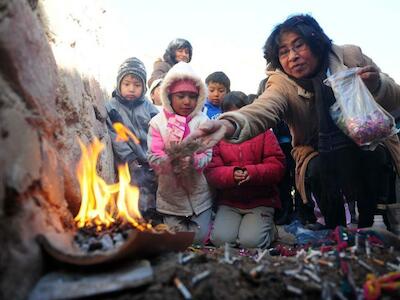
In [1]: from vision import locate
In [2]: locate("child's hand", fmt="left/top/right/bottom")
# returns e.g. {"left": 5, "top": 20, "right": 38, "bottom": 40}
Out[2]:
{"left": 233, "top": 168, "right": 250, "bottom": 185}
{"left": 238, "top": 170, "right": 250, "bottom": 185}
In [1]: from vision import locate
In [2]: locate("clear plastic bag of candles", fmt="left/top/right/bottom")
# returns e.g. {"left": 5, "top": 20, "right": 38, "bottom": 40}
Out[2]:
{"left": 325, "top": 67, "right": 398, "bottom": 150}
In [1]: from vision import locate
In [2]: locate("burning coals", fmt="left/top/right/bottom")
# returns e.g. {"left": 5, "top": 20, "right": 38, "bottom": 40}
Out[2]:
{"left": 74, "top": 222, "right": 171, "bottom": 252}
{"left": 74, "top": 223, "right": 137, "bottom": 252}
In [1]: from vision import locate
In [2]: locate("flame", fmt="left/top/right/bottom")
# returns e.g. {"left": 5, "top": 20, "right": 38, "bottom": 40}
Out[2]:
{"left": 112, "top": 122, "right": 140, "bottom": 144}
{"left": 74, "top": 137, "right": 151, "bottom": 231}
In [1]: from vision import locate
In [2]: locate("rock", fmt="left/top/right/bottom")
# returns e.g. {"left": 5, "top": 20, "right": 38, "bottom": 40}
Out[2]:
{"left": 0, "top": 1, "right": 115, "bottom": 299}
{"left": 0, "top": 0, "right": 59, "bottom": 135}
{"left": 29, "top": 260, "right": 153, "bottom": 300}
{"left": 0, "top": 108, "right": 41, "bottom": 194}
{"left": 0, "top": 209, "right": 43, "bottom": 300}
{"left": 40, "top": 139, "right": 65, "bottom": 208}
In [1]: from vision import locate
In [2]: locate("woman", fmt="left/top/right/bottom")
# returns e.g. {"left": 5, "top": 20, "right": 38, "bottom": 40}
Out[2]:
{"left": 148, "top": 38, "right": 193, "bottom": 88}
{"left": 189, "top": 14, "right": 400, "bottom": 229}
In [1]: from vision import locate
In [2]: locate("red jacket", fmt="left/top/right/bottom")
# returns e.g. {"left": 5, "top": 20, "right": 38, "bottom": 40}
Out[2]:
{"left": 205, "top": 130, "right": 285, "bottom": 209}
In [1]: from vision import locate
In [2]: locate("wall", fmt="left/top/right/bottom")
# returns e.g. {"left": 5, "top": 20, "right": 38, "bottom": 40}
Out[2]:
{"left": 0, "top": 0, "right": 115, "bottom": 298}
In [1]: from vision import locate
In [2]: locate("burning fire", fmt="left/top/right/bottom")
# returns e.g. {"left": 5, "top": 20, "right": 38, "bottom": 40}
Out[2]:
{"left": 74, "top": 126, "right": 151, "bottom": 231}
{"left": 112, "top": 122, "right": 140, "bottom": 144}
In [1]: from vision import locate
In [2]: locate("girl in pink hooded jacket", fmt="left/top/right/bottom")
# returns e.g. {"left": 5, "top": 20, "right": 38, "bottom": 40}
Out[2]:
{"left": 147, "top": 62, "right": 213, "bottom": 244}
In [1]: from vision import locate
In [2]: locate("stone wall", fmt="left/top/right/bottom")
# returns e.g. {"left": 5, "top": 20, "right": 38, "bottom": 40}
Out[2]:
{"left": 0, "top": 0, "right": 114, "bottom": 298}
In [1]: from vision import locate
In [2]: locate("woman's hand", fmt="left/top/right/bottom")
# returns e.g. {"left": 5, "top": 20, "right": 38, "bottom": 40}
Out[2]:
{"left": 357, "top": 65, "right": 381, "bottom": 94}
{"left": 186, "top": 119, "right": 236, "bottom": 152}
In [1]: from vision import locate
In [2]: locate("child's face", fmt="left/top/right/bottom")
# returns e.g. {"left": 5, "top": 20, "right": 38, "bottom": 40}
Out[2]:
{"left": 175, "top": 48, "right": 190, "bottom": 63}
{"left": 120, "top": 74, "right": 143, "bottom": 100}
{"left": 151, "top": 86, "right": 162, "bottom": 106}
{"left": 170, "top": 92, "right": 198, "bottom": 116}
{"left": 207, "top": 82, "right": 227, "bottom": 106}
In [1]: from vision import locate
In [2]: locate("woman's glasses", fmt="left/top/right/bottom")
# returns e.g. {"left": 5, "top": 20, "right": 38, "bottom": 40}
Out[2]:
{"left": 278, "top": 39, "right": 308, "bottom": 59}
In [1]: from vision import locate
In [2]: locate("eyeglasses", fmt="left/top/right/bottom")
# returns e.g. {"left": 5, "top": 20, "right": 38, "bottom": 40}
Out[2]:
{"left": 278, "top": 39, "right": 308, "bottom": 59}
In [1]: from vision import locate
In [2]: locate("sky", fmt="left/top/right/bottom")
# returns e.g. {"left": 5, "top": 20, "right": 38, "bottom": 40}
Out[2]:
{"left": 97, "top": 0, "right": 400, "bottom": 95}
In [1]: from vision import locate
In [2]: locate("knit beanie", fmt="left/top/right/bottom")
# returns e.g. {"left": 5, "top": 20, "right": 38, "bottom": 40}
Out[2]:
{"left": 117, "top": 57, "right": 147, "bottom": 96}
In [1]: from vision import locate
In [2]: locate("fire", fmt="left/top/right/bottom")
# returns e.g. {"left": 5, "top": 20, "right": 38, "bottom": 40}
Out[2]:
{"left": 74, "top": 137, "right": 151, "bottom": 231}
{"left": 112, "top": 122, "right": 140, "bottom": 144}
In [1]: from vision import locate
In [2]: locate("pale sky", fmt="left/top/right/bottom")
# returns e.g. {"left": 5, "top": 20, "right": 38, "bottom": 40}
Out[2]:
{"left": 97, "top": 0, "right": 400, "bottom": 95}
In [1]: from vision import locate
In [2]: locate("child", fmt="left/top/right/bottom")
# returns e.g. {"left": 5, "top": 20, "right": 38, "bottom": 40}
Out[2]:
{"left": 105, "top": 57, "right": 159, "bottom": 217}
{"left": 203, "top": 71, "right": 230, "bottom": 119}
{"left": 147, "top": 62, "right": 213, "bottom": 244}
{"left": 149, "top": 78, "right": 162, "bottom": 111}
{"left": 205, "top": 91, "right": 285, "bottom": 249}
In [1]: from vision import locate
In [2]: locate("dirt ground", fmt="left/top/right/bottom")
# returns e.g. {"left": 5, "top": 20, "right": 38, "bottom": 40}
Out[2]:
{"left": 85, "top": 226, "right": 400, "bottom": 300}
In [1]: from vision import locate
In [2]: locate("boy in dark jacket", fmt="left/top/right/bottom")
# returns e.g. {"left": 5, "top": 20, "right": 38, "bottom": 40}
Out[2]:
{"left": 205, "top": 91, "right": 285, "bottom": 248}
{"left": 105, "top": 57, "right": 159, "bottom": 217}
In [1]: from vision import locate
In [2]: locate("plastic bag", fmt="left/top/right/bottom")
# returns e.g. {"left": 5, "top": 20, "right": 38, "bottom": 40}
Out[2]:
{"left": 284, "top": 220, "right": 330, "bottom": 245}
{"left": 324, "top": 68, "right": 397, "bottom": 149}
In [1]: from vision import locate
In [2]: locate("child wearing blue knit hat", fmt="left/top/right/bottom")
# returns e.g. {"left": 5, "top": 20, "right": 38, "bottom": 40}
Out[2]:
{"left": 106, "top": 57, "right": 160, "bottom": 219}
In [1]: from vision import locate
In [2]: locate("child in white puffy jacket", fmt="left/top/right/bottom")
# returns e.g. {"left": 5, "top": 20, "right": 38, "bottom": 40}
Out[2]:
{"left": 147, "top": 62, "right": 213, "bottom": 244}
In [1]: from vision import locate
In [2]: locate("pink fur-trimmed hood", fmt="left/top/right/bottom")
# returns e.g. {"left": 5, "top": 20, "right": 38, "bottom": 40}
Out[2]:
{"left": 159, "top": 62, "right": 206, "bottom": 117}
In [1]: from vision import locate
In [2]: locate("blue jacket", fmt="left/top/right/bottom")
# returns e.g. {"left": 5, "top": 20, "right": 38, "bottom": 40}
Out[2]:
{"left": 203, "top": 99, "right": 222, "bottom": 119}
{"left": 106, "top": 93, "right": 159, "bottom": 165}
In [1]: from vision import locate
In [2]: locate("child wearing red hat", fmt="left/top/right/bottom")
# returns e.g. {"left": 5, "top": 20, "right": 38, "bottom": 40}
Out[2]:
{"left": 147, "top": 62, "right": 213, "bottom": 245}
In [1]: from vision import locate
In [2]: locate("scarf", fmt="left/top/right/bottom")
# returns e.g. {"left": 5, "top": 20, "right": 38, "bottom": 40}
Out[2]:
{"left": 164, "top": 109, "right": 193, "bottom": 144}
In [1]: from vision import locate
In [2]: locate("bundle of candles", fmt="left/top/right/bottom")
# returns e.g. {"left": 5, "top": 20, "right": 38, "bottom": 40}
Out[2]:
{"left": 342, "top": 109, "right": 395, "bottom": 146}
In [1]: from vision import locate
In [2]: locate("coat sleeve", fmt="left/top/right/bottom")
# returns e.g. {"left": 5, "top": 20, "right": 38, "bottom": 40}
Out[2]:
{"left": 106, "top": 112, "right": 145, "bottom": 163}
{"left": 365, "top": 55, "right": 400, "bottom": 114}
{"left": 193, "top": 149, "right": 212, "bottom": 171}
{"left": 204, "top": 143, "right": 238, "bottom": 188}
{"left": 147, "top": 124, "right": 171, "bottom": 173}
{"left": 220, "top": 75, "right": 291, "bottom": 143}
{"left": 146, "top": 100, "right": 161, "bottom": 118}
{"left": 242, "top": 131, "right": 286, "bottom": 186}
{"left": 342, "top": 45, "right": 400, "bottom": 115}
{"left": 148, "top": 60, "right": 171, "bottom": 88}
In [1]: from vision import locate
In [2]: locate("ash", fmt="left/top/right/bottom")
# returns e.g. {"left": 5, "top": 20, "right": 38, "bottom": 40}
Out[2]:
{"left": 74, "top": 222, "right": 173, "bottom": 252}
{"left": 74, "top": 222, "right": 134, "bottom": 252}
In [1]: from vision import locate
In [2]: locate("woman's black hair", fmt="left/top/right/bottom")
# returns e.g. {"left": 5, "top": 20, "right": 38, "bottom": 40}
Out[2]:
{"left": 222, "top": 91, "right": 249, "bottom": 112}
{"left": 263, "top": 14, "right": 332, "bottom": 70}
{"left": 163, "top": 38, "right": 193, "bottom": 65}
